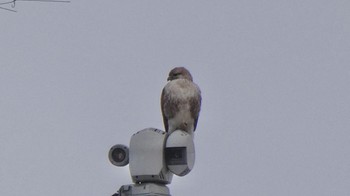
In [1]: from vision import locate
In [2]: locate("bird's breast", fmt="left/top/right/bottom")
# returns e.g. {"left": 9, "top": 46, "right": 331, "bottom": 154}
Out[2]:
{"left": 164, "top": 79, "right": 200, "bottom": 100}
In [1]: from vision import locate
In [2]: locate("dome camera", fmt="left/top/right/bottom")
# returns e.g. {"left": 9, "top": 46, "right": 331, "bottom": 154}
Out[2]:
{"left": 109, "top": 144, "right": 129, "bottom": 167}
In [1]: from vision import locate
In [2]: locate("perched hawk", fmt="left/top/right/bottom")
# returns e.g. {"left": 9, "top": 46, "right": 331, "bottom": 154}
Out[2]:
{"left": 161, "top": 67, "right": 202, "bottom": 137}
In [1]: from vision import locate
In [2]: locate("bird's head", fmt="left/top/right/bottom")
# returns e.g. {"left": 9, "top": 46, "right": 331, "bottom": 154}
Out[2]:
{"left": 167, "top": 67, "right": 193, "bottom": 82}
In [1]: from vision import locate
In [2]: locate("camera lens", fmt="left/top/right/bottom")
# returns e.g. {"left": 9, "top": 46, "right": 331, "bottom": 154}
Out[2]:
{"left": 112, "top": 148, "right": 126, "bottom": 162}
{"left": 109, "top": 144, "right": 129, "bottom": 167}
{"left": 165, "top": 147, "right": 187, "bottom": 165}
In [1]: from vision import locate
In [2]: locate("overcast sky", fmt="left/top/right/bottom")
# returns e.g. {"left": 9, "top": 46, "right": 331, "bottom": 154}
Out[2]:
{"left": 1, "top": 1, "right": 350, "bottom": 195}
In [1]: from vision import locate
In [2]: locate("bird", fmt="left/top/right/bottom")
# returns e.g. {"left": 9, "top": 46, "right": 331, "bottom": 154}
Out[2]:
{"left": 161, "top": 67, "right": 201, "bottom": 137}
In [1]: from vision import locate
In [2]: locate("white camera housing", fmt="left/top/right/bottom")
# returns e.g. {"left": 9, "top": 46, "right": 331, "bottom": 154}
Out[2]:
{"left": 129, "top": 128, "right": 173, "bottom": 184}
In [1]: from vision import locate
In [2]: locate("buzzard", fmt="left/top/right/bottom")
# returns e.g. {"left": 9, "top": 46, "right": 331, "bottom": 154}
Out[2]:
{"left": 161, "top": 67, "right": 201, "bottom": 137}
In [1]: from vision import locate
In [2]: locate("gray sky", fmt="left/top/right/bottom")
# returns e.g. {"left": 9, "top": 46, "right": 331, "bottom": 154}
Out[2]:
{"left": 1, "top": 1, "right": 350, "bottom": 195}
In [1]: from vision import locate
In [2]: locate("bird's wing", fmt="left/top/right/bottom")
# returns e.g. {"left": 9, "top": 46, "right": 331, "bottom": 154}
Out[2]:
{"left": 190, "top": 89, "right": 201, "bottom": 131}
{"left": 161, "top": 88, "right": 169, "bottom": 132}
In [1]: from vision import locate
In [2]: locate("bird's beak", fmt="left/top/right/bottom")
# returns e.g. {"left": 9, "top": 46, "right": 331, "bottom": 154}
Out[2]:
{"left": 167, "top": 76, "right": 171, "bottom": 81}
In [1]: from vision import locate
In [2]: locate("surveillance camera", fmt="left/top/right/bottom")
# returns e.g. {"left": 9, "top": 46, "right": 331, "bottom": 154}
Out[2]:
{"left": 109, "top": 144, "right": 129, "bottom": 167}
{"left": 110, "top": 128, "right": 196, "bottom": 188}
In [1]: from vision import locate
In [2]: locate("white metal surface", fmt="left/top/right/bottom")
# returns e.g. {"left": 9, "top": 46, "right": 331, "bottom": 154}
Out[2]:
{"left": 129, "top": 128, "right": 173, "bottom": 184}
